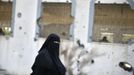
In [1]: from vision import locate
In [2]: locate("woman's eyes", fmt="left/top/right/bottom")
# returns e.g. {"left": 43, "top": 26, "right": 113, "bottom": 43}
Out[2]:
{"left": 54, "top": 41, "right": 60, "bottom": 44}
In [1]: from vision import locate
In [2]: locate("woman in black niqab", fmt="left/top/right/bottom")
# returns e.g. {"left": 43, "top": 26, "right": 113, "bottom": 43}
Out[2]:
{"left": 31, "top": 34, "right": 66, "bottom": 75}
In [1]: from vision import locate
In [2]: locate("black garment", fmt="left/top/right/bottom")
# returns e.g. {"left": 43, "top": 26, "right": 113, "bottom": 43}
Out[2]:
{"left": 31, "top": 34, "right": 66, "bottom": 75}
{"left": 0, "top": 28, "right": 4, "bottom": 35}
{"left": 99, "top": 36, "right": 109, "bottom": 43}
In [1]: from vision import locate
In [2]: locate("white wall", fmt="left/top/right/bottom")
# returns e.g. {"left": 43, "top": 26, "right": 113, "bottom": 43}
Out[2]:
{"left": 0, "top": 36, "right": 44, "bottom": 75}
{"left": 41, "top": 0, "right": 128, "bottom": 3}
{"left": 0, "top": 0, "right": 133, "bottom": 75}
{"left": 61, "top": 41, "right": 134, "bottom": 75}
{"left": 81, "top": 43, "right": 134, "bottom": 75}
{"left": 0, "top": 0, "right": 42, "bottom": 75}
{"left": 0, "top": 36, "right": 134, "bottom": 75}
{"left": 1, "top": 0, "right": 128, "bottom": 3}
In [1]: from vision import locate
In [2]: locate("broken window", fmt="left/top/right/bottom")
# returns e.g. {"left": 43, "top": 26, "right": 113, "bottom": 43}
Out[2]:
{"left": 0, "top": 1, "right": 12, "bottom": 36}
{"left": 93, "top": 4, "right": 134, "bottom": 44}
{"left": 38, "top": 2, "right": 73, "bottom": 40}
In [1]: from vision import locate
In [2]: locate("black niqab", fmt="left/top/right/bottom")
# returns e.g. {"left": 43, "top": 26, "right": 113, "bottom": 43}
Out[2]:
{"left": 39, "top": 34, "right": 66, "bottom": 75}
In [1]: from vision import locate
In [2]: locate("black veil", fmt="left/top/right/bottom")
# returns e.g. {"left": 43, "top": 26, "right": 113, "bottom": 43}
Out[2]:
{"left": 39, "top": 34, "right": 66, "bottom": 75}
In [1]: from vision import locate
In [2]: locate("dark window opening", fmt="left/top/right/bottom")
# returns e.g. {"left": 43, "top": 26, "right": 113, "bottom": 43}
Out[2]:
{"left": 38, "top": 2, "right": 73, "bottom": 40}
{"left": 93, "top": 4, "right": 134, "bottom": 44}
{"left": 0, "top": 1, "right": 12, "bottom": 36}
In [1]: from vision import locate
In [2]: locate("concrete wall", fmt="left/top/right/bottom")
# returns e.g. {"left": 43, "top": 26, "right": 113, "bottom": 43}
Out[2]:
{"left": 0, "top": 36, "right": 134, "bottom": 75}
{"left": 40, "top": 24, "right": 70, "bottom": 39}
{"left": 40, "top": 4, "right": 134, "bottom": 42}
{"left": 40, "top": 3, "right": 73, "bottom": 25}
{"left": 39, "top": 3, "right": 72, "bottom": 39}
{"left": 61, "top": 41, "right": 134, "bottom": 75}
{"left": 0, "top": 36, "right": 41, "bottom": 75}
{"left": 1, "top": 0, "right": 128, "bottom": 3}
{"left": 0, "top": 2, "right": 12, "bottom": 27}
{"left": 41, "top": 0, "right": 128, "bottom": 4}
{"left": 0, "top": 2, "right": 134, "bottom": 75}
{"left": 93, "top": 4, "right": 134, "bottom": 43}
{"left": 0, "top": 3, "right": 134, "bottom": 42}
{"left": 0, "top": 0, "right": 42, "bottom": 75}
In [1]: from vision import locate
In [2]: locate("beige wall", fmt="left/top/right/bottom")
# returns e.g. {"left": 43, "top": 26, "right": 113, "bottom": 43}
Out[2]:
{"left": 40, "top": 3, "right": 73, "bottom": 25}
{"left": 39, "top": 3, "right": 72, "bottom": 39}
{"left": 93, "top": 4, "right": 134, "bottom": 43}
{"left": 0, "top": 2, "right": 12, "bottom": 27}
{"left": 0, "top": 3, "right": 134, "bottom": 42}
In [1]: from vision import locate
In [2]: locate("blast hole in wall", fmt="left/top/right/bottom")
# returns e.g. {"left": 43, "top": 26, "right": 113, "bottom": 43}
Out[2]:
{"left": 17, "top": 12, "right": 22, "bottom": 18}
{"left": 24, "top": 32, "right": 27, "bottom": 35}
{"left": 19, "top": 26, "right": 22, "bottom": 30}
{"left": 91, "top": 59, "right": 94, "bottom": 64}
{"left": 61, "top": 32, "right": 66, "bottom": 36}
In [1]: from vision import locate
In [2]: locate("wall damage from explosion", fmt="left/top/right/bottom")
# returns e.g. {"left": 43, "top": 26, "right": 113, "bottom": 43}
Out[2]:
{"left": 0, "top": 0, "right": 134, "bottom": 75}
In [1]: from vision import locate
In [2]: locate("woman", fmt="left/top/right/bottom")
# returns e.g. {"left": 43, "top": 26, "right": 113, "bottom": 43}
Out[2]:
{"left": 31, "top": 34, "right": 66, "bottom": 75}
